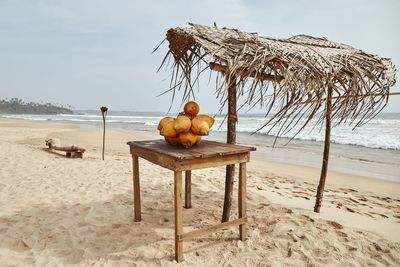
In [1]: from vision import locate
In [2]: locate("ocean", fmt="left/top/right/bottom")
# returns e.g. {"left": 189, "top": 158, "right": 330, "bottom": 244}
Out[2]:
{"left": 1, "top": 111, "right": 399, "bottom": 181}
{"left": 2, "top": 111, "right": 399, "bottom": 150}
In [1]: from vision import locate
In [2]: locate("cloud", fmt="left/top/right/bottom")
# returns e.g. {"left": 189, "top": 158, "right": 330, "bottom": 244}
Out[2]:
{"left": 0, "top": 0, "right": 398, "bottom": 112}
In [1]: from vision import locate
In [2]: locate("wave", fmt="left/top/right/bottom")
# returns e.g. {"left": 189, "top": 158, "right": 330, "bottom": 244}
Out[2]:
{"left": 2, "top": 113, "right": 399, "bottom": 150}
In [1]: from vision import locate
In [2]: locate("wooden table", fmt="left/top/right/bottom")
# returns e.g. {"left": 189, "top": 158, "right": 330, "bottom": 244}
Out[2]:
{"left": 127, "top": 139, "right": 255, "bottom": 262}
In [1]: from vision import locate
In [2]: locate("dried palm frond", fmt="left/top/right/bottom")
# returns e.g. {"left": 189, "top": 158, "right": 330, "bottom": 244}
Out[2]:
{"left": 157, "top": 23, "right": 396, "bottom": 138}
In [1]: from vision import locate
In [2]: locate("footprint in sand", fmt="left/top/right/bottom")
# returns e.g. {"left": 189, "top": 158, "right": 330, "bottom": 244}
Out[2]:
{"left": 339, "top": 188, "right": 358, "bottom": 193}
{"left": 336, "top": 230, "right": 348, "bottom": 238}
{"left": 346, "top": 245, "right": 358, "bottom": 251}
{"left": 358, "top": 196, "right": 368, "bottom": 202}
{"left": 293, "top": 194, "right": 310, "bottom": 200}
{"left": 369, "top": 212, "right": 389, "bottom": 219}
{"left": 346, "top": 207, "right": 356, "bottom": 213}
{"left": 327, "top": 221, "right": 344, "bottom": 229}
{"left": 300, "top": 214, "right": 314, "bottom": 222}
{"left": 271, "top": 190, "right": 284, "bottom": 197}
{"left": 364, "top": 213, "right": 374, "bottom": 218}
{"left": 348, "top": 198, "right": 360, "bottom": 204}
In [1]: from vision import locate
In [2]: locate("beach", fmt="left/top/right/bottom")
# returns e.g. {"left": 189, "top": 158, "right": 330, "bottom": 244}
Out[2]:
{"left": 0, "top": 118, "right": 399, "bottom": 266}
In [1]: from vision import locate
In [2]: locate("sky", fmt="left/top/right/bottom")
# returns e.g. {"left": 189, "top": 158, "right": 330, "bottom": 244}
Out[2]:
{"left": 0, "top": 0, "right": 399, "bottom": 113}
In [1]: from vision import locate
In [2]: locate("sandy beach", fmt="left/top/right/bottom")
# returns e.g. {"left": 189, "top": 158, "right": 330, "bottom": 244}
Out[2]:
{"left": 0, "top": 118, "right": 399, "bottom": 266}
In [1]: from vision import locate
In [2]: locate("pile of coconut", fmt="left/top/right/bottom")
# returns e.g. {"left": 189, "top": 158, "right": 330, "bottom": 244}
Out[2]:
{"left": 157, "top": 101, "right": 215, "bottom": 148}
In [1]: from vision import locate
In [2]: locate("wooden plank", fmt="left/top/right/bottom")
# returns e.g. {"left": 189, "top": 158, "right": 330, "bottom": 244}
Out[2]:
{"left": 209, "top": 62, "right": 284, "bottom": 82}
{"left": 51, "top": 146, "right": 85, "bottom": 152}
{"left": 130, "top": 145, "right": 177, "bottom": 170}
{"left": 238, "top": 162, "right": 247, "bottom": 240}
{"left": 174, "top": 171, "right": 183, "bottom": 262}
{"left": 71, "top": 151, "right": 83, "bottom": 158}
{"left": 131, "top": 144, "right": 250, "bottom": 171}
{"left": 184, "top": 171, "right": 192, "bottom": 209}
{"left": 128, "top": 140, "right": 255, "bottom": 160}
{"left": 174, "top": 153, "right": 250, "bottom": 171}
{"left": 45, "top": 148, "right": 83, "bottom": 158}
{"left": 179, "top": 217, "right": 247, "bottom": 241}
{"left": 132, "top": 155, "right": 141, "bottom": 222}
{"left": 191, "top": 141, "right": 254, "bottom": 156}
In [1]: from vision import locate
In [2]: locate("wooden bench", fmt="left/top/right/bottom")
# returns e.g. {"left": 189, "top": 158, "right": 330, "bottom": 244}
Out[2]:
{"left": 127, "top": 139, "right": 255, "bottom": 262}
{"left": 45, "top": 144, "right": 85, "bottom": 158}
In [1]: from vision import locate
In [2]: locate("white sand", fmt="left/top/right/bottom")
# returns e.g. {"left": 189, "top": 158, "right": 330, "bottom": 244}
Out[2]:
{"left": 0, "top": 119, "right": 399, "bottom": 266}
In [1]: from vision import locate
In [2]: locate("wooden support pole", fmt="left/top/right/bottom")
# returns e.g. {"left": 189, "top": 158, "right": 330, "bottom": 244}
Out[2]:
{"left": 132, "top": 155, "right": 141, "bottom": 221}
{"left": 174, "top": 171, "right": 183, "bottom": 262}
{"left": 222, "top": 74, "right": 237, "bottom": 223}
{"left": 314, "top": 84, "right": 333, "bottom": 213}
{"left": 184, "top": 170, "right": 192, "bottom": 209}
{"left": 209, "top": 62, "right": 284, "bottom": 82}
{"left": 238, "top": 162, "right": 247, "bottom": 240}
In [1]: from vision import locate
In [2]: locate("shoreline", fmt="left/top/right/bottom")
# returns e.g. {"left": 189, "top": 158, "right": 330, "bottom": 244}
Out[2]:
{"left": 1, "top": 118, "right": 399, "bottom": 265}
{"left": 4, "top": 116, "right": 399, "bottom": 182}
{"left": 1, "top": 117, "right": 399, "bottom": 209}
{"left": 2, "top": 112, "right": 400, "bottom": 150}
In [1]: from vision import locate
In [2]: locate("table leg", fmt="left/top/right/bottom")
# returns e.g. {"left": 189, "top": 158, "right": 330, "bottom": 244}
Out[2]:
{"left": 132, "top": 155, "right": 141, "bottom": 222}
{"left": 174, "top": 171, "right": 184, "bottom": 262}
{"left": 238, "top": 162, "right": 247, "bottom": 240}
{"left": 184, "top": 170, "right": 192, "bottom": 209}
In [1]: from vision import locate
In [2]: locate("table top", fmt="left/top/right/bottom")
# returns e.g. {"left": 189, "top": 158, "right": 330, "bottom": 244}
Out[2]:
{"left": 127, "top": 140, "right": 256, "bottom": 160}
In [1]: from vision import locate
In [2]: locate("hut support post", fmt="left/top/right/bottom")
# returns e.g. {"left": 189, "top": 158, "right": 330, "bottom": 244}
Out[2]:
{"left": 314, "top": 84, "right": 333, "bottom": 213}
{"left": 222, "top": 74, "right": 237, "bottom": 223}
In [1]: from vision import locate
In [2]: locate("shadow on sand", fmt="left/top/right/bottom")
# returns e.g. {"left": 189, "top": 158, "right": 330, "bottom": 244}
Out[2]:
{"left": 0, "top": 192, "right": 177, "bottom": 264}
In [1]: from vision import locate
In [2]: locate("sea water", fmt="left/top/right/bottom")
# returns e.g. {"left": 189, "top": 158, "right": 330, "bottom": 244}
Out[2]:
{"left": 3, "top": 111, "right": 399, "bottom": 150}
{"left": 2, "top": 111, "right": 399, "bottom": 181}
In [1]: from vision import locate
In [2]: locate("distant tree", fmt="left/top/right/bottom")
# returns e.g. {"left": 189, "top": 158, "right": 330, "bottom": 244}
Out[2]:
{"left": 0, "top": 98, "right": 73, "bottom": 114}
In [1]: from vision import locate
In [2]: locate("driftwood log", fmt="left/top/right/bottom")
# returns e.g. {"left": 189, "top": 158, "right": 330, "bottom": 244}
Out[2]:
{"left": 45, "top": 144, "right": 85, "bottom": 158}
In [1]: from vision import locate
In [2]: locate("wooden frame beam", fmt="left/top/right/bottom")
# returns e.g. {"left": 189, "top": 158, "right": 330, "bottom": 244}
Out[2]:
{"left": 294, "top": 92, "right": 400, "bottom": 106}
{"left": 209, "top": 62, "right": 284, "bottom": 82}
{"left": 179, "top": 217, "right": 246, "bottom": 241}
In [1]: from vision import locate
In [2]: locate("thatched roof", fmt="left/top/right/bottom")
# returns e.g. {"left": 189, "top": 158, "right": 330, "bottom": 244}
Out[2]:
{"left": 159, "top": 23, "right": 396, "bottom": 137}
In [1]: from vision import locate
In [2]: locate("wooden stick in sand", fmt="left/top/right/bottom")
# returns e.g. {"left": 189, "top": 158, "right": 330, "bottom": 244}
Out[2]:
{"left": 314, "top": 84, "right": 333, "bottom": 212}
{"left": 100, "top": 106, "right": 108, "bottom": 160}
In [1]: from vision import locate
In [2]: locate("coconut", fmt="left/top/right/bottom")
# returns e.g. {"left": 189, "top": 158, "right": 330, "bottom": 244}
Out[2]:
{"left": 184, "top": 101, "right": 200, "bottom": 117}
{"left": 191, "top": 116, "right": 210, "bottom": 136}
{"left": 179, "top": 131, "right": 198, "bottom": 148}
{"left": 195, "top": 135, "right": 202, "bottom": 144}
{"left": 157, "top": 117, "right": 174, "bottom": 131}
{"left": 164, "top": 136, "right": 181, "bottom": 146}
{"left": 160, "top": 120, "right": 178, "bottom": 137}
{"left": 174, "top": 115, "right": 191, "bottom": 134}
{"left": 194, "top": 114, "right": 214, "bottom": 128}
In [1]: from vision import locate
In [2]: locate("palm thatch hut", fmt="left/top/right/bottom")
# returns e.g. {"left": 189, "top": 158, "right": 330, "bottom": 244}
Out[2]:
{"left": 157, "top": 23, "right": 397, "bottom": 220}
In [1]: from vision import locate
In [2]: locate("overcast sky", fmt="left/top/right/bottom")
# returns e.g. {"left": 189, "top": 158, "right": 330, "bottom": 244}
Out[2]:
{"left": 0, "top": 0, "right": 399, "bottom": 113}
